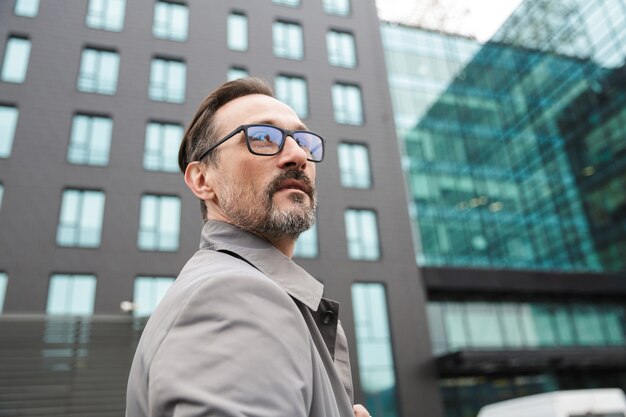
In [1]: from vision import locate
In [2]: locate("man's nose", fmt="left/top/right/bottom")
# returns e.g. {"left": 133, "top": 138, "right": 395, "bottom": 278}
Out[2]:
{"left": 278, "top": 135, "right": 308, "bottom": 169}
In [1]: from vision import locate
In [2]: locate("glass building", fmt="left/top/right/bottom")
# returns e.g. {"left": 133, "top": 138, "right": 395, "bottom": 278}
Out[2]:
{"left": 383, "top": 0, "right": 626, "bottom": 416}
{"left": 383, "top": 0, "right": 626, "bottom": 273}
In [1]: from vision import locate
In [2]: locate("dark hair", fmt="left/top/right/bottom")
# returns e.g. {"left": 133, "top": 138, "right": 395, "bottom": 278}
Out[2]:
{"left": 178, "top": 77, "right": 274, "bottom": 220}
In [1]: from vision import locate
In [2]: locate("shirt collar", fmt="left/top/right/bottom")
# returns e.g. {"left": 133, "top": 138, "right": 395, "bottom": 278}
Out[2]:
{"left": 199, "top": 220, "right": 324, "bottom": 312}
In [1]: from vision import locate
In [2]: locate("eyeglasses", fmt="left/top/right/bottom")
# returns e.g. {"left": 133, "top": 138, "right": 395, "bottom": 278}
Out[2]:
{"left": 196, "top": 124, "right": 325, "bottom": 163}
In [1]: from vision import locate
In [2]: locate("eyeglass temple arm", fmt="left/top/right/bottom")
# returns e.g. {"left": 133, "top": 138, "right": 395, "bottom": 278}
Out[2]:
{"left": 195, "top": 127, "right": 243, "bottom": 162}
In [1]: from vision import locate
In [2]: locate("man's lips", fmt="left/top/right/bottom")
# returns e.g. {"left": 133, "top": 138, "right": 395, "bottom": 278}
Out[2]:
{"left": 275, "top": 179, "right": 309, "bottom": 194}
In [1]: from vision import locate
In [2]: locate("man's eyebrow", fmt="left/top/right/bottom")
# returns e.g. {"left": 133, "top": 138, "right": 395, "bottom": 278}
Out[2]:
{"left": 255, "top": 119, "right": 309, "bottom": 131}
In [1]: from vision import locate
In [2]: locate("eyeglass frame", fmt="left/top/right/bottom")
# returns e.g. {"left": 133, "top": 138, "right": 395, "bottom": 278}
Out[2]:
{"left": 195, "top": 123, "right": 326, "bottom": 163}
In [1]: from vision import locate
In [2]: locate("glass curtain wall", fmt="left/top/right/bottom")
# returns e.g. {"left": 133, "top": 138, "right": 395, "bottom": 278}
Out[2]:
{"left": 382, "top": 0, "right": 626, "bottom": 272}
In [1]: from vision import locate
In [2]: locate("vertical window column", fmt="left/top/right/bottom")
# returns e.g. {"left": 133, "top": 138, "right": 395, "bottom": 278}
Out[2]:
{"left": 275, "top": 75, "right": 308, "bottom": 118}
{"left": 293, "top": 223, "right": 318, "bottom": 258}
{"left": 338, "top": 142, "right": 371, "bottom": 188}
{"left": 46, "top": 274, "right": 97, "bottom": 315}
{"left": 227, "top": 12, "right": 248, "bottom": 51}
{"left": 14, "top": 0, "right": 40, "bottom": 17}
{"left": 56, "top": 189, "right": 106, "bottom": 248}
{"left": 149, "top": 58, "right": 186, "bottom": 103}
{"left": 77, "top": 48, "right": 120, "bottom": 95}
{"left": 153, "top": 1, "right": 189, "bottom": 41}
{"left": 345, "top": 209, "right": 380, "bottom": 260}
{"left": 86, "top": 0, "right": 126, "bottom": 31}
{"left": 138, "top": 195, "right": 181, "bottom": 251}
{"left": 351, "top": 283, "right": 399, "bottom": 417}
{"left": 133, "top": 276, "right": 175, "bottom": 317}
{"left": 332, "top": 83, "right": 363, "bottom": 125}
{"left": 143, "top": 122, "right": 183, "bottom": 172}
{"left": 67, "top": 114, "right": 112, "bottom": 166}
{"left": 327, "top": 31, "right": 356, "bottom": 68}
{"left": 1, "top": 36, "right": 32, "bottom": 83}
{"left": 273, "top": 21, "right": 304, "bottom": 59}
{"left": 0, "top": 105, "right": 19, "bottom": 158}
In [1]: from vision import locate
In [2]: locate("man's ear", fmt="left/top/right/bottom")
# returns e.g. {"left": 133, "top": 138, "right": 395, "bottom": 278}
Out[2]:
{"left": 184, "top": 162, "right": 217, "bottom": 203}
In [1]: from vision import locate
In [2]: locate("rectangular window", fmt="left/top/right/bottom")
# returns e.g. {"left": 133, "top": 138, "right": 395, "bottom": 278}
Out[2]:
{"left": 56, "top": 189, "right": 105, "bottom": 248}
{"left": 14, "top": 0, "right": 39, "bottom": 17}
{"left": 133, "top": 276, "right": 175, "bottom": 317}
{"left": 149, "top": 58, "right": 186, "bottom": 103}
{"left": 144, "top": 122, "right": 183, "bottom": 172}
{"left": 293, "top": 223, "right": 318, "bottom": 258}
{"left": 351, "top": 283, "right": 399, "bottom": 417}
{"left": 327, "top": 30, "right": 356, "bottom": 68}
{"left": 338, "top": 142, "right": 371, "bottom": 188}
{"left": 0, "top": 272, "right": 7, "bottom": 312}
{"left": 138, "top": 195, "right": 181, "bottom": 251}
{"left": 153, "top": 1, "right": 188, "bottom": 42}
{"left": 46, "top": 274, "right": 97, "bottom": 315}
{"left": 227, "top": 67, "right": 248, "bottom": 81}
{"left": 323, "top": 0, "right": 350, "bottom": 16}
{"left": 273, "top": 0, "right": 300, "bottom": 6}
{"left": 227, "top": 12, "right": 248, "bottom": 51}
{"left": 77, "top": 48, "right": 120, "bottom": 95}
{"left": 0, "top": 183, "right": 3, "bottom": 211}
{"left": 0, "top": 105, "right": 19, "bottom": 158}
{"left": 345, "top": 209, "right": 380, "bottom": 260}
{"left": 86, "top": 0, "right": 126, "bottom": 32}
{"left": 2, "top": 37, "right": 31, "bottom": 83}
{"left": 275, "top": 75, "right": 308, "bottom": 118}
{"left": 332, "top": 83, "right": 363, "bottom": 125}
{"left": 67, "top": 114, "right": 112, "bottom": 166}
{"left": 273, "top": 21, "right": 304, "bottom": 60}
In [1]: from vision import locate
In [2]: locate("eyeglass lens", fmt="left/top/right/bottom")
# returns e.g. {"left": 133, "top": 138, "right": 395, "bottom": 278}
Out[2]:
{"left": 246, "top": 125, "right": 323, "bottom": 161}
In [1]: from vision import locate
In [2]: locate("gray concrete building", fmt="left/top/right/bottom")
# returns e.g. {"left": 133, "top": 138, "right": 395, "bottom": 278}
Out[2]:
{"left": 0, "top": 1, "right": 439, "bottom": 416}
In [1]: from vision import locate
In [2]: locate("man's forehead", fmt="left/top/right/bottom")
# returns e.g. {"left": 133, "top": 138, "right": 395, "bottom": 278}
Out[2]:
{"left": 216, "top": 94, "right": 303, "bottom": 127}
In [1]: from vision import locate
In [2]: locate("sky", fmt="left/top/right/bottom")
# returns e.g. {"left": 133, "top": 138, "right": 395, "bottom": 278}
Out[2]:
{"left": 376, "top": 0, "right": 524, "bottom": 42}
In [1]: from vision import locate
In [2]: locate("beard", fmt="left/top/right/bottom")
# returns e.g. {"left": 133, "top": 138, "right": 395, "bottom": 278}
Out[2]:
{"left": 217, "top": 169, "right": 317, "bottom": 240}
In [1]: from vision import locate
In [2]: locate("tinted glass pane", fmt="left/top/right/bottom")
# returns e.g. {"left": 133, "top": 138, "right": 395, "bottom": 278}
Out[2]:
{"left": 227, "top": 13, "right": 248, "bottom": 51}
{"left": 0, "top": 106, "right": 19, "bottom": 158}
{"left": 46, "top": 274, "right": 97, "bottom": 315}
{"left": 0, "top": 272, "right": 7, "bottom": 312}
{"left": 133, "top": 276, "right": 175, "bottom": 317}
{"left": 1, "top": 37, "right": 31, "bottom": 83}
{"left": 14, "top": 0, "right": 39, "bottom": 17}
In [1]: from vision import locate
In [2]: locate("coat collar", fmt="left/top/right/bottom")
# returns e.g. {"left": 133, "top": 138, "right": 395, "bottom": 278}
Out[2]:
{"left": 199, "top": 220, "right": 324, "bottom": 312}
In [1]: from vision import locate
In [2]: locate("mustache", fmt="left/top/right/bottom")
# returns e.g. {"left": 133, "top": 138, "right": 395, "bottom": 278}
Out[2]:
{"left": 267, "top": 170, "right": 315, "bottom": 198}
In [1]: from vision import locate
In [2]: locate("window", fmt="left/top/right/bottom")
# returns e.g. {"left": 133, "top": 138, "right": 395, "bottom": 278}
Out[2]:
{"left": 332, "top": 83, "right": 363, "bottom": 125}
{"left": 133, "top": 276, "right": 175, "bottom": 317}
{"left": 138, "top": 195, "right": 181, "bottom": 251}
{"left": 1, "top": 37, "right": 31, "bottom": 83}
{"left": 77, "top": 48, "right": 119, "bottom": 95}
{"left": 14, "top": 0, "right": 39, "bottom": 17}
{"left": 0, "top": 272, "right": 7, "bottom": 312}
{"left": 67, "top": 114, "right": 112, "bottom": 166}
{"left": 227, "top": 67, "right": 248, "bottom": 81}
{"left": 273, "top": 0, "right": 300, "bottom": 6}
{"left": 327, "top": 31, "right": 356, "bottom": 68}
{"left": 323, "top": 0, "right": 350, "bottom": 16}
{"left": 86, "top": 0, "right": 126, "bottom": 32}
{"left": 275, "top": 75, "right": 308, "bottom": 118}
{"left": 227, "top": 12, "right": 248, "bottom": 51}
{"left": 352, "top": 283, "right": 398, "bottom": 417}
{"left": 0, "top": 105, "right": 19, "bottom": 158}
{"left": 273, "top": 21, "right": 303, "bottom": 60}
{"left": 46, "top": 274, "right": 97, "bottom": 315}
{"left": 153, "top": 1, "right": 188, "bottom": 41}
{"left": 0, "top": 183, "right": 3, "bottom": 211}
{"left": 345, "top": 209, "right": 380, "bottom": 260}
{"left": 338, "top": 143, "right": 371, "bottom": 188}
{"left": 56, "top": 189, "right": 105, "bottom": 248}
{"left": 293, "top": 223, "right": 318, "bottom": 258}
{"left": 149, "top": 58, "right": 186, "bottom": 103}
{"left": 144, "top": 122, "right": 183, "bottom": 172}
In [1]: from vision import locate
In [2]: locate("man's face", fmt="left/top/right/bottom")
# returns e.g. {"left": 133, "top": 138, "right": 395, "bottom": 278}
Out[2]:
{"left": 207, "top": 94, "right": 317, "bottom": 240}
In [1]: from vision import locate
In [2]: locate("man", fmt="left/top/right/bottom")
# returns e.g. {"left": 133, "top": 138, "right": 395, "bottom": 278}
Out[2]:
{"left": 126, "top": 78, "right": 370, "bottom": 417}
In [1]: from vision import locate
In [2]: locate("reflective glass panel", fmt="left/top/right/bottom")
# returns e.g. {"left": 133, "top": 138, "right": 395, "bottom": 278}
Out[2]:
{"left": 138, "top": 195, "right": 181, "bottom": 251}
{"left": 227, "top": 13, "right": 248, "bottom": 51}
{"left": 14, "top": 0, "right": 39, "bottom": 17}
{"left": 86, "top": 0, "right": 126, "bottom": 32}
{"left": 293, "top": 223, "right": 318, "bottom": 258}
{"left": 327, "top": 31, "right": 356, "bottom": 68}
{"left": 133, "top": 276, "right": 175, "bottom": 317}
{"left": 1, "top": 37, "right": 31, "bottom": 83}
{"left": 323, "top": 0, "right": 350, "bottom": 16}
{"left": 338, "top": 142, "right": 371, "bottom": 188}
{"left": 332, "top": 83, "right": 363, "bottom": 125}
{"left": 153, "top": 1, "right": 188, "bottom": 41}
{"left": 144, "top": 122, "right": 183, "bottom": 172}
{"left": 0, "top": 106, "right": 19, "bottom": 158}
{"left": 77, "top": 48, "right": 119, "bottom": 95}
{"left": 0, "top": 272, "right": 7, "bottom": 312}
{"left": 275, "top": 75, "right": 308, "bottom": 118}
{"left": 56, "top": 189, "right": 105, "bottom": 248}
{"left": 46, "top": 274, "right": 97, "bottom": 316}
{"left": 345, "top": 209, "right": 380, "bottom": 260}
{"left": 273, "top": 21, "right": 304, "bottom": 60}
{"left": 149, "top": 58, "right": 186, "bottom": 103}
{"left": 67, "top": 114, "right": 112, "bottom": 166}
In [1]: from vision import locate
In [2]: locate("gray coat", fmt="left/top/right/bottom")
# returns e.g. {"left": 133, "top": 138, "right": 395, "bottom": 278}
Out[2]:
{"left": 126, "top": 220, "right": 355, "bottom": 417}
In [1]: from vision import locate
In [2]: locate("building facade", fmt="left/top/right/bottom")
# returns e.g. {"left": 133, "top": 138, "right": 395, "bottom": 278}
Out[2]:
{"left": 0, "top": 1, "right": 438, "bottom": 416}
{"left": 382, "top": 0, "right": 626, "bottom": 415}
